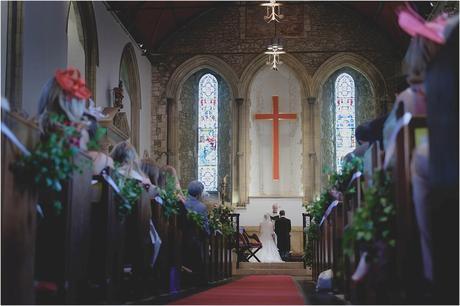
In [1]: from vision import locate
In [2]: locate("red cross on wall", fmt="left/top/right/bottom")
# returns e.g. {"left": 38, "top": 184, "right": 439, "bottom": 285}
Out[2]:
{"left": 254, "top": 96, "right": 297, "bottom": 180}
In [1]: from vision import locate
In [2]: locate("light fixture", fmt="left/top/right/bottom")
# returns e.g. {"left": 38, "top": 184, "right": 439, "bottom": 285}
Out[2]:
{"left": 261, "top": 0, "right": 284, "bottom": 23}
{"left": 265, "top": 41, "right": 285, "bottom": 71}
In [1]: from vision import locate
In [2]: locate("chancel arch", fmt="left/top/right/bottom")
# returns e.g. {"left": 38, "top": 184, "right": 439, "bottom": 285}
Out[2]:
{"left": 238, "top": 53, "right": 314, "bottom": 206}
{"left": 119, "top": 43, "right": 141, "bottom": 151}
{"left": 66, "top": 1, "right": 98, "bottom": 99}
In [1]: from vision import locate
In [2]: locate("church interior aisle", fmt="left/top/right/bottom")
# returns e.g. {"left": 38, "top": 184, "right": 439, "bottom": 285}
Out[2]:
{"left": 170, "top": 275, "right": 305, "bottom": 305}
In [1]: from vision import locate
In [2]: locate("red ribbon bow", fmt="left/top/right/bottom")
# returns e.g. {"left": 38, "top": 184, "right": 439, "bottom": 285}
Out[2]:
{"left": 55, "top": 67, "right": 92, "bottom": 100}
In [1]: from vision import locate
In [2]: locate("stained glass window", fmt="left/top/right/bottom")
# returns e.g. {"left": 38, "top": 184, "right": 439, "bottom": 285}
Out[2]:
{"left": 335, "top": 73, "right": 356, "bottom": 172}
{"left": 198, "top": 74, "right": 218, "bottom": 191}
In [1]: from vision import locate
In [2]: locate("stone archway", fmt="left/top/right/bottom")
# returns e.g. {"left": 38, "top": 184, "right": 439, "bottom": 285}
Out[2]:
{"left": 66, "top": 1, "right": 99, "bottom": 100}
{"left": 238, "top": 53, "right": 314, "bottom": 205}
{"left": 165, "top": 55, "right": 239, "bottom": 201}
{"left": 311, "top": 52, "right": 388, "bottom": 189}
{"left": 120, "top": 43, "right": 141, "bottom": 152}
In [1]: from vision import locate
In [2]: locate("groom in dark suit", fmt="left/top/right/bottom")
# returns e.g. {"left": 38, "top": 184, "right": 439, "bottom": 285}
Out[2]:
{"left": 275, "top": 210, "right": 291, "bottom": 261}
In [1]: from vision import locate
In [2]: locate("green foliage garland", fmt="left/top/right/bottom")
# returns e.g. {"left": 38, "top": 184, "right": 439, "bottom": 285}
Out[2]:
{"left": 86, "top": 126, "right": 107, "bottom": 151}
{"left": 303, "top": 157, "right": 363, "bottom": 267}
{"left": 328, "top": 156, "right": 363, "bottom": 194}
{"left": 343, "top": 169, "right": 396, "bottom": 260}
{"left": 186, "top": 210, "right": 205, "bottom": 230}
{"left": 12, "top": 113, "right": 82, "bottom": 214}
{"left": 112, "top": 167, "right": 143, "bottom": 217}
{"left": 158, "top": 174, "right": 180, "bottom": 219}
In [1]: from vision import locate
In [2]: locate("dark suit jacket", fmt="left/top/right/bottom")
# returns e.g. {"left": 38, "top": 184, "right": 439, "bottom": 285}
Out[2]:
{"left": 275, "top": 217, "right": 291, "bottom": 252}
{"left": 270, "top": 214, "right": 280, "bottom": 222}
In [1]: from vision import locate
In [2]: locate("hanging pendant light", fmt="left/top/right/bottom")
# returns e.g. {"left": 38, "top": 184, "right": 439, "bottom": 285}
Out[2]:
{"left": 261, "top": 0, "right": 284, "bottom": 23}
{"left": 265, "top": 42, "right": 285, "bottom": 71}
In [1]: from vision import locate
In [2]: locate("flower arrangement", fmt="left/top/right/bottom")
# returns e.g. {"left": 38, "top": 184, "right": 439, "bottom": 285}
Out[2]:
{"left": 158, "top": 173, "right": 180, "bottom": 219}
{"left": 342, "top": 169, "right": 396, "bottom": 260}
{"left": 12, "top": 113, "right": 84, "bottom": 214}
{"left": 208, "top": 204, "right": 234, "bottom": 237}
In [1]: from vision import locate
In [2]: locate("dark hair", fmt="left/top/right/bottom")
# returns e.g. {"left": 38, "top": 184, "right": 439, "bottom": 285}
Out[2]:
{"left": 355, "top": 115, "right": 388, "bottom": 149}
{"left": 279, "top": 210, "right": 285, "bottom": 216}
{"left": 86, "top": 115, "right": 98, "bottom": 140}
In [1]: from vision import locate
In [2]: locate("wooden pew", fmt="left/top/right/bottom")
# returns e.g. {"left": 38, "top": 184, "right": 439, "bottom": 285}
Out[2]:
{"left": 123, "top": 189, "right": 153, "bottom": 300}
{"left": 87, "top": 168, "right": 124, "bottom": 304}
{"left": 393, "top": 113, "right": 427, "bottom": 303}
{"left": 35, "top": 151, "right": 93, "bottom": 304}
{"left": 1, "top": 112, "right": 40, "bottom": 305}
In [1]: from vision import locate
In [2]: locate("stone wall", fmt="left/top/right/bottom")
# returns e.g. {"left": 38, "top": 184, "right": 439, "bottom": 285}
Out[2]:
{"left": 177, "top": 69, "right": 233, "bottom": 199}
{"left": 151, "top": 2, "right": 402, "bottom": 165}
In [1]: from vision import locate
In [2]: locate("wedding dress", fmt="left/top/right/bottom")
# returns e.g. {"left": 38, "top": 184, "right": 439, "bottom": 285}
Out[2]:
{"left": 250, "top": 214, "right": 284, "bottom": 263}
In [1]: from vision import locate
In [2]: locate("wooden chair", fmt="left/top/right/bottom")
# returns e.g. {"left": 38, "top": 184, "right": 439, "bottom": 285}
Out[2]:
{"left": 241, "top": 230, "right": 262, "bottom": 262}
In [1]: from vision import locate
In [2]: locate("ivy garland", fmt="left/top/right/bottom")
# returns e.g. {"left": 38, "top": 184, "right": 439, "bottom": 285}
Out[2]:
{"left": 303, "top": 156, "right": 364, "bottom": 267}
{"left": 343, "top": 169, "right": 396, "bottom": 261}
{"left": 12, "top": 113, "right": 83, "bottom": 214}
{"left": 186, "top": 210, "right": 205, "bottom": 230}
{"left": 158, "top": 174, "right": 180, "bottom": 219}
{"left": 112, "top": 167, "right": 143, "bottom": 217}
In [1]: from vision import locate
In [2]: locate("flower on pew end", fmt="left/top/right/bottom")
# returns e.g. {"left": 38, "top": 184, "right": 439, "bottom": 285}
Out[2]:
{"left": 55, "top": 67, "right": 92, "bottom": 100}
{"left": 34, "top": 281, "right": 58, "bottom": 293}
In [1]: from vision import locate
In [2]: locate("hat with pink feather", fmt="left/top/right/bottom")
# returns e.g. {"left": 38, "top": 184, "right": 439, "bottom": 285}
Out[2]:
{"left": 397, "top": 3, "right": 448, "bottom": 44}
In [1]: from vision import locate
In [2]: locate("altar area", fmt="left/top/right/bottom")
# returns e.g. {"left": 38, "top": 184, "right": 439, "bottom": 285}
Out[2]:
{"left": 236, "top": 197, "right": 305, "bottom": 254}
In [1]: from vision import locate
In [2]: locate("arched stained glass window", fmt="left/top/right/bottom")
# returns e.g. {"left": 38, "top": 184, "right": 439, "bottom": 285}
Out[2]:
{"left": 335, "top": 73, "right": 356, "bottom": 172}
{"left": 198, "top": 74, "right": 218, "bottom": 191}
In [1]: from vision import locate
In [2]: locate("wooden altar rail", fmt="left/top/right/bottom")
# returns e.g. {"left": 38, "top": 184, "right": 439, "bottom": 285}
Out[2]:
{"left": 1, "top": 113, "right": 234, "bottom": 305}
{"left": 311, "top": 113, "right": 428, "bottom": 303}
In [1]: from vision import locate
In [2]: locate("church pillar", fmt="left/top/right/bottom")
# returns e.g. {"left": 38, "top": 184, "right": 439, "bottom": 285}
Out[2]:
{"left": 307, "top": 96, "right": 317, "bottom": 200}
{"left": 166, "top": 97, "right": 177, "bottom": 168}
{"left": 235, "top": 97, "right": 245, "bottom": 206}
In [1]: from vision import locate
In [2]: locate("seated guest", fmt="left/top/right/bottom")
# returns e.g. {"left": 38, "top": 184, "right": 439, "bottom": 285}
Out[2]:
{"left": 183, "top": 180, "right": 210, "bottom": 285}
{"left": 37, "top": 67, "right": 89, "bottom": 135}
{"left": 343, "top": 115, "right": 388, "bottom": 164}
{"left": 141, "top": 158, "right": 160, "bottom": 186}
{"left": 184, "top": 180, "right": 210, "bottom": 235}
{"left": 158, "top": 165, "right": 185, "bottom": 204}
{"left": 110, "top": 141, "right": 151, "bottom": 185}
{"left": 110, "top": 141, "right": 159, "bottom": 199}
{"left": 80, "top": 112, "right": 114, "bottom": 175}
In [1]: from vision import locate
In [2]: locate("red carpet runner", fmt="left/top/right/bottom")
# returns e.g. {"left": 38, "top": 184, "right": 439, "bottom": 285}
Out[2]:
{"left": 171, "top": 275, "right": 305, "bottom": 305}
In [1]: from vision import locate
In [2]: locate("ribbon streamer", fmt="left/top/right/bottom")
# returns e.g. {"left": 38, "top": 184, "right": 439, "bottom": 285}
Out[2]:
{"left": 383, "top": 113, "right": 412, "bottom": 169}
{"left": 1, "top": 121, "right": 31, "bottom": 156}
{"left": 101, "top": 169, "right": 121, "bottom": 194}
{"left": 149, "top": 219, "right": 162, "bottom": 267}
{"left": 319, "top": 200, "right": 340, "bottom": 226}
{"left": 346, "top": 171, "right": 362, "bottom": 190}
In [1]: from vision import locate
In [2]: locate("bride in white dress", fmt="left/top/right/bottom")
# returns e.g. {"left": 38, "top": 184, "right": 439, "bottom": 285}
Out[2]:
{"left": 250, "top": 213, "right": 284, "bottom": 263}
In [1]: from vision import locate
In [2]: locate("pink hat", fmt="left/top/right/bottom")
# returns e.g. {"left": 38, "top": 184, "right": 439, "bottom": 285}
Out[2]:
{"left": 397, "top": 3, "right": 448, "bottom": 44}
